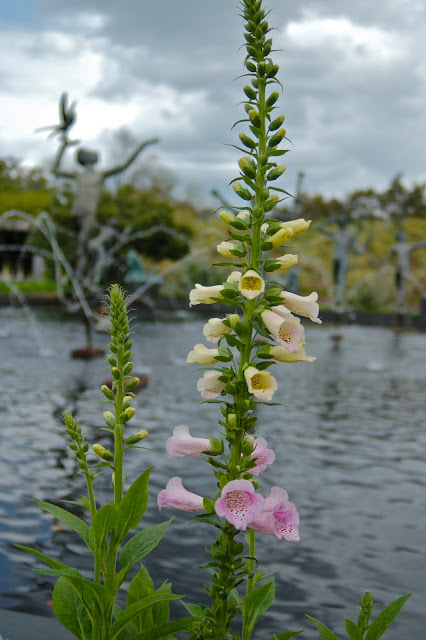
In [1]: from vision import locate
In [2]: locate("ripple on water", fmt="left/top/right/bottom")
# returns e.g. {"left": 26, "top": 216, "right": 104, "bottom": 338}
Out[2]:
{"left": 0, "top": 312, "right": 424, "bottom": 635}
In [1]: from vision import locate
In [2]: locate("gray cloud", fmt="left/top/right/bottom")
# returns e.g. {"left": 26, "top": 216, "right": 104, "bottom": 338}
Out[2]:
{"left": 1, "top": 0, "right": 424, "bottom": 202}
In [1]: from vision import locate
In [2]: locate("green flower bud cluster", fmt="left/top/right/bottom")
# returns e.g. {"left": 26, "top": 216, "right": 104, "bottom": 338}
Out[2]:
{"left": 63, "top": 412, "right": 90, "bottom": 474}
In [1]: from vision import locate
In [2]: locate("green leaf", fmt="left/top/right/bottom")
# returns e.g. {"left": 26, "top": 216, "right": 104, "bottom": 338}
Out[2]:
{"left": 117, "top": 468, "right": 152, "bottom": 538}
{"left": 269, "top": 633, "right": 304, "bottom": 640}
{"left": 89, "top": 503, "right": 120, "bottom": 549}
{"left": 223, "top": 333, "right": 243, "bottom": 348}
{"left": 120, "top": 520, "right": 172, "bottom": 578}
{"left": 127, "top": 566, "right": 155, "bottom": 631}
{"left": 181, "top": 601, "right": 205, "bottom": 618}
{"left": 244, "top": 581, "right": 275, "bottom": 634}
{"left": 306, "top": 616, "right": 340, "bottom": 640}
{"left": 34, "top": 498, "right": 91, "bottom": 547}
{"left": 52, "top": 577, "right": 92, "bottom": 640}
{"left": 16, "top": 545, "right": 83, "bottom": 577}
{"left": 364, "top": 594, "right": 412, "bottom": 640}
{"left": 131, "top": 618, "right": 195, "bottom": 640}
{"left": 344, "top": 618, "right": 362, "bottom": 640}
{"left": 109, "top": 594, "right": 183, "bottom": 639}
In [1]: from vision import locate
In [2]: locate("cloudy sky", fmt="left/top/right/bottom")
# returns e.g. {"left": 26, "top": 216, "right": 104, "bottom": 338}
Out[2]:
{"left": 1, "top": 0, "right": 425, "bottom": 203}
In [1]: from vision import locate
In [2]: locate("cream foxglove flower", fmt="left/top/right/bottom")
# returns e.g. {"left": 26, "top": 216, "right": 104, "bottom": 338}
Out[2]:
{"left": 275, "top": 254, "right": 298, "bottom": 270}
{"left": 189, "top": 283, "right": 223, "bottom": 306}
{"left": 187, "top": 344, "right": 219, "bottom": 365}
{"left": 268, "top": 225, "right": 294, "bottom": 248}
{"left": 217, "top": 241, "right": 236, "bottom": 257}
{"left": 202, "top": 317, "right": 232, "bottom": 343}
{"left": 244, "top": 366, "right": 277, "bottom": 401}
{"left": 227, "top": 271, "right": 242, "bottom": 285}
{"left": 280, "top": 291, "right": 321, "bottom": 324}
{"left": 261, "top": 310, "right": 304, "bottom": 353}
{"left": 282, "top": 218, "right": 311, "bottom": 235}
{"left": 196, "top": 370, "right": 226, "bottom": 399}
{"left": 269, "top": 343, "right": 316, "bottom": 363}
{"left": 238, "top": 269, "right": 265, "bottom": 300}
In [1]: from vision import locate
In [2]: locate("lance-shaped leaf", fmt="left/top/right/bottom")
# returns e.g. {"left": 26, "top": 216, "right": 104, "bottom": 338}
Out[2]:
{"left": 119, "top": 520, "right": 172, "bottom": 580}
{"left": 364, "top": 593, "right": 412, "bottom": 640}
{"left": 116, "top": 468, "right": 152, "bottom": 539}
{"left": 243, "top": 580, "right": 275, "bottom": 635}
{"left": 109, "top": 593, "right": 183, "bottom": 639}
{"left": 344, "top": 618, "right": 362, "bottom": 640}
{"left": 34, "top": 497, "right": 91, "bottom": 547}
{"left": 89, "top": 503, "right": 120, "bottom": 549}
{"left": 306, "top": 615, "right": 340, "bottom": 640}
{"left": 16, "top": 545, "right": 83, "bottom": 578}
{"left": 130, "top": 618, "right": 195, "bottom": 640}
{"left": 52, "top": 577, "right": 92, "bottom": 640}
{"left": 269, "top": 633, "right": 304, "bottom": 640}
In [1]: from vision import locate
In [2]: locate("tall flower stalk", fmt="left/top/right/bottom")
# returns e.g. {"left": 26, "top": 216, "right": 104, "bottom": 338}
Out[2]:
{"left": 18, "top": 286, "right": 194, "bottom": 640}
{"left": 158, "top": 1, "right": 318, "bottom": 639}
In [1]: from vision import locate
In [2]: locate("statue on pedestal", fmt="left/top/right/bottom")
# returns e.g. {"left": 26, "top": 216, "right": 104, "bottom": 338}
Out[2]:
{"left": 318, "top": 215, "right": 370, "bottom": 309}
{"left": 388, "top": 230, "right": 426, "bottom": 312}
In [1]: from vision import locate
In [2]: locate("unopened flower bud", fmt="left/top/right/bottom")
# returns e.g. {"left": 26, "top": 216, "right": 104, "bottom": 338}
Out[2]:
{"left": 227, "top": 413, "right": 237, "bottom": 429}
{"left": 124, "top": 377, "right": 140, "bottom": 392}
{"left": 122, "top": 395, "right": 132, "bottom": 410}
{"left": 119, "top": 407, "right": 135, "bottom": 423}
{"left": 125, "top": 429, "right": 148, "bottom": 445}
{"left": 227, "top": 313, "right": 240, "bottom": 329}
{"left": 101, "top": 384, "right": 115, "bottom": 401}
{"left": 232, "top": 181, "right": 252, "bottom": 201}
{"left": 111, "top": 367, "right": 121, "bottom": 380}
{"left": 267, "top": 165, "right": 286, "bottom": 181}
{"left": 265, "top": 225, "right": 294, "bottom": 248}
{"left": 238, "top": 156, "right": 256, "bottom": 179}
{"left": 219, "top": 209, "right": 247, "bottom": 230}
{"left": 92, "top": 443, "right": 114, "bottom": 462}
{"left": 263, "top": 194, "right": 280, "bottom": 212}
{"left": 269, "top": 114, "right": 285, "bottom": 131}
{"left": 103, "top": 411, "right": 116, "bottom": 429}
{"left": 266, "top": 91, "right": 279, "bottom": 107}
{"left": 268, "top": 128, "right": 286, "bottom": 148}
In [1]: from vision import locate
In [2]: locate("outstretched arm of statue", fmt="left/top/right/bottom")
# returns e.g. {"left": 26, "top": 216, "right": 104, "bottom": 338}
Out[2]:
{"left": 410, "top": 239, "right": 426, "bottom": 251}
{"left": 103, "top": 138, "right": 159, "bottom": 179}
{"left": 52, "top": 139, "right": 76, "bottom": 180}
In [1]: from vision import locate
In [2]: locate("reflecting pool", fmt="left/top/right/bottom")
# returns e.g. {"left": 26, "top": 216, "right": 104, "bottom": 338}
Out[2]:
{"left": 0, "top": 306, "right": 424, "bottom": 638}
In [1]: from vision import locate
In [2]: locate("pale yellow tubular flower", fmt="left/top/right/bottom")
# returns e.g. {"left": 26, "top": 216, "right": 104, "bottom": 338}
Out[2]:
{"left": 189, "top": 283, "right": 223, "bottom": 307}
{"left": 203, "top": 317, "right": 232, "bottom": 343}
{"left": 244, "top": 366, "right": 277, "bottom": 402}
{"left": 275, "top": 254, "right": 298, "bottom": 270}
{"left": 269, "top": 343, "right": 316, "bottom": 363}
{"left": 187, "top": 343, "right": 219, "bottom": 365}
{"left": 280, "top": 291, "right": 321, "bottom": 324}
{"left": 238, "top": 269, "right": 265, "bottom": 300}
{"left": 237, "top": 210, "right": 251, "bottom": 223}
{"left": 227, "top": 271, "right": 242, "bottom": 285}
{"left": 217, "top": 241, "right": 237, "bottom": 257}
{"left": 282, "top": 218, "right": 311, "bottom": 235}
{"left": 269, "top": 226, "right": 294, "bottom": 248}
{"left": 197, "top": 370, "right": 226, "bottom": 399}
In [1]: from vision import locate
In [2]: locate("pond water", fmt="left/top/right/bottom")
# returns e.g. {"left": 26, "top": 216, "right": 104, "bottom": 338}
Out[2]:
{"left": 0, "top": 305, "right": 425, "bottom": 639}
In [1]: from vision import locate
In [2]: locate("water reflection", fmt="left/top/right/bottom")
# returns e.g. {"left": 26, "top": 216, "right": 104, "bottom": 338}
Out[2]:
{"left": 0, "top": 309, "right": 424, "bottom": 637}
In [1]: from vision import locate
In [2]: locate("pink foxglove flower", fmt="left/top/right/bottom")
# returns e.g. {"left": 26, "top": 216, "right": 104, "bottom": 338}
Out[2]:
{"left": 202, "top": 317, "right": 232, "bottom": 343}
{"left": 157, "top": 477, "right": 204, "bottom": 512}
{"left": 187, "top": 343, "right": 219, "bottom": 365}
{"left": 215, "top": 479, "right": 264, "bottom": 531}
{"left": 166, "top": 425, "right": 213, "bottom": 459}
{"left": 244, "top": 366, "right": 277, "bottom": 401}
{"left": 238, "top": 269, "right": 265, "bottom": 300}
{"left": 196, "top": 370, "right": 226, "bottom": 399}
{"left": 279, "top": 291, "right": 321, "bottom": 324}
{"left": 189, "top": 283, "right": 224, "bottom": 306}
{"left": 261, "top": 310, "right": 304, "bottom": 353}
{"left": 250, "top": 437, "right": 276, "bottom": 476}
{"left": 250, "top": 487, "right": 300, "bottom": 541}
